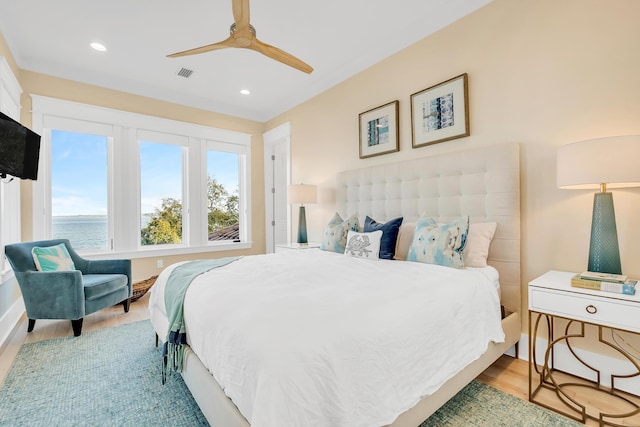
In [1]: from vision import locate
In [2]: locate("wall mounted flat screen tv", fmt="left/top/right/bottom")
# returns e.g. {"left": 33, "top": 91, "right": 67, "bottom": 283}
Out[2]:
{"left": 0, "top": 112, "right": 41, "bottom": 180}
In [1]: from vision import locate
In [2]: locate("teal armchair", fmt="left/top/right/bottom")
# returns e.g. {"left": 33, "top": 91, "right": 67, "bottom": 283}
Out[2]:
{"left": 4, "top": 239, "right": 132, "bottom": 336}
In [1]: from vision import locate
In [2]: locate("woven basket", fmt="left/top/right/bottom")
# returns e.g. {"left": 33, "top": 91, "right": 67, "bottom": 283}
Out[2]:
{"left": 131, "top": 275, "right": 158, "bottom": 302}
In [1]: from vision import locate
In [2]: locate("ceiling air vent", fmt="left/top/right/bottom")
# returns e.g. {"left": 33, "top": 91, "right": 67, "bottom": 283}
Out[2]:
{"left": 176, "top": 67, "right": 194, "bottom": 78}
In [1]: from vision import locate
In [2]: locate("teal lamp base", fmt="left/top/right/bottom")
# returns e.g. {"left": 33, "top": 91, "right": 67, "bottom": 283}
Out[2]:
{"left": 297, "top": 205, "right": 308, "bottom": 244}
{"left": 588, "top": 192, "right": 621, "bottom": 275}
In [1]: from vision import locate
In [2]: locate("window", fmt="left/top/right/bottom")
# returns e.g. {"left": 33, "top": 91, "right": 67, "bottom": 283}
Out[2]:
{"left": 207, "top": 149, "right": 240, "bottom": 242}
{"left": 31, "top": 96, "right": 252, "bottom": 258}
{"left": 50, "top": 130, "right": 109, "bottom": 250}
{"left": 139, "top": 139, "right": 184, "bottom": 247}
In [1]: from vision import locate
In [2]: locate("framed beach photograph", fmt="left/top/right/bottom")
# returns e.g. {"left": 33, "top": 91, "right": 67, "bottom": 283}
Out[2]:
{"left": 359, "top": 100, "right": 399, "bottom": 159}
{"left": 410, "top": 73, "right": 469, "bottom": 149}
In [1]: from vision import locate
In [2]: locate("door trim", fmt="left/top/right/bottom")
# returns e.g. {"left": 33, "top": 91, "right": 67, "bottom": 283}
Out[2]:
{"left": 263, "top": 123, "right": 291, "bottom": 253}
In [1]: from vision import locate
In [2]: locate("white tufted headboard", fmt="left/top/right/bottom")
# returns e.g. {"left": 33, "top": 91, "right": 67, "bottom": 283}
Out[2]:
{"left": 335, "top": 143, "right": 521, "bottom": 313}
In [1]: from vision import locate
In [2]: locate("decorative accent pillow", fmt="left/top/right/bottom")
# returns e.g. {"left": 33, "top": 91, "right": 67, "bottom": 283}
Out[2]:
{"left": 394, "top": 222, "right": 416, "bottom": 261}
{"left": 320, "top": 213, "right": 360, "bottom": 254}
{"left": 406, "top": 216, "right": 469, "bottom": 268}
{"left": 32, "top": 243, "right": 76, "bottom": 271}
{"left": 463, "top": 222, "right": 497, "bottom": 268}
{"left": 343, "top": 230, "right": 383, "bottom": 259}
{"left": 363, "top": 216, "right": 403, "bottom": 260}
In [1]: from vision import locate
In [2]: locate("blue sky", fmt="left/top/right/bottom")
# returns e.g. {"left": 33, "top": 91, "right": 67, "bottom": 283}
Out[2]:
{"left": 51, "top": 130, "right": 238, "bottom": 216}
{"left": 51, "top": 130, "right": 108, "bottom": 216}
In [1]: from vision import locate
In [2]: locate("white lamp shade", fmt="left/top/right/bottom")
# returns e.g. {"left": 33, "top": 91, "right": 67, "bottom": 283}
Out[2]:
{"left": 557, "top": 135, "right": 640, "bottom": 190}
{"left": 287, "top": 184, "right": 317, "bottom": 205}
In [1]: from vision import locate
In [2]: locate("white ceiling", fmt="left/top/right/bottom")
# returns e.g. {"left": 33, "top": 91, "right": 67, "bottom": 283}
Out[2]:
{"left": 0, "top": 0, "right": 491, "bottom": 122}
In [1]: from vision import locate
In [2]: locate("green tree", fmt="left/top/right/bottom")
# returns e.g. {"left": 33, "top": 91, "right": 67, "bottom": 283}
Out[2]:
{"left": 207, "top": 177, "right": 239, "bottom": 233}
{"left": 141, "top": 178, "right": 239, "bottom": 245}
{"left": 140, "top": 198, "right": 183, "bottom": 245}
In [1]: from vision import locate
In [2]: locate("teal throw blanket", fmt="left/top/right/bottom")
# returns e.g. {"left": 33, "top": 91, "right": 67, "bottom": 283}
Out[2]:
{"left": 162, "top": 257, "right": 239, "bottom": 383}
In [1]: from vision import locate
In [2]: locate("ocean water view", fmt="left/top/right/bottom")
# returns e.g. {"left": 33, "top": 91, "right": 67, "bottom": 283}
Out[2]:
{"left": 52, "top": 216, "right": 108, "bottom": 250}
{"left": 52, "top": 215, "right": 153, "bottom": 250}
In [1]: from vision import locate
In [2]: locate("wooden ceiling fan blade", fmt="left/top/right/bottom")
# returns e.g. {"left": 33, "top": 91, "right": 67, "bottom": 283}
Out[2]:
{"left": 232, "top": 0, "right": 250, "bottom": 29}
{"left": 167, "top": 37, "right": 236, "bottom": 58}
{"left": 251, "top": 39, "right": 313, "bottom": 74}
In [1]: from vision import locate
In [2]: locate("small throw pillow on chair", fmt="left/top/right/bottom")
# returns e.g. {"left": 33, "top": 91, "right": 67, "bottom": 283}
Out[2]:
{"left": 32, "top": 243, "right": 76, "bottom": 271}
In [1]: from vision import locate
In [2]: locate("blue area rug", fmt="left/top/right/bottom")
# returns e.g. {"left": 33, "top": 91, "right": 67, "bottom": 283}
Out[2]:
{"left": 420, "top": 379, "right": 581, "bottom": 427}
{"left": 0, "top": 320, "right": 207, "bottom": 427}
{"left": 0, "top": 320, "right": 580, "bottom": 426}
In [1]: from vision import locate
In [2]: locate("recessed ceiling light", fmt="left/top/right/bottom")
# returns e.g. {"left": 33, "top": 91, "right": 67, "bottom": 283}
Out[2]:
{"left": 90, "top": 42, "right": 107, "bottom": 52}
{"left": 240, "top": 89, "right": 251, "bottom": 95}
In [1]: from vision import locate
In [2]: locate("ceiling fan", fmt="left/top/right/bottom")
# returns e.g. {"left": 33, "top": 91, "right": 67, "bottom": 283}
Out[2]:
{"left": 167, "top": 0, "right": 313, "bottom": 74}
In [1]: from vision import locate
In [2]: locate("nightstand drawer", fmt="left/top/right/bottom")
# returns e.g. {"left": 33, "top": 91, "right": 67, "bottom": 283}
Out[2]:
{"left": 530, "top": 287, "right": 640, "bottom": 332}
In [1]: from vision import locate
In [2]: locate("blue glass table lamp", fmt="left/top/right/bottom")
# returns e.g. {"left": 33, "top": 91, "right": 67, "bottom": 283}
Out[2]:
{"left": 287, "top": 183, "right": 317, "bottom": 244}
{"left": 557, "top": 136, "right": 640, "bottom": 275}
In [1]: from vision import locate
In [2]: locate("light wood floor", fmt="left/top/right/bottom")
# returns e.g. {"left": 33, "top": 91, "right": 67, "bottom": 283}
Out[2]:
{"left": 1, "top": 297, "right": 637, "bottom": 426}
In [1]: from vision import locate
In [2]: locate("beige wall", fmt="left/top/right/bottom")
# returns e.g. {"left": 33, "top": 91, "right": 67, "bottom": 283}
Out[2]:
{"left": 266, "top": 0, "right": 640, "bottom": 323}
{"left": 16, "top": 71, "right": 268, "bottom": 281}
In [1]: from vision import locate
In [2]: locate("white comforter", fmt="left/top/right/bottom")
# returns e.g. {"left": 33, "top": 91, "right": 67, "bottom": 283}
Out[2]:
{"left": 149, "top": 249, "right": 504, "bottom": 427}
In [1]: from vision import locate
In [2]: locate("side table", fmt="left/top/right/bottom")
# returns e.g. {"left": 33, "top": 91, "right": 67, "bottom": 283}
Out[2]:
{"left": 528, "top": 270, "right": 640, "bottom": 425}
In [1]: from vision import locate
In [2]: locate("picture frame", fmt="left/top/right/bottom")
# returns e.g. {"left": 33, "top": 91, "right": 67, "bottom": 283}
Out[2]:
{"left": 410, "top": 73, "right": 469, "bottom": 149}
{"left": 359, "top": 100, "right": 399, "bottom": 159}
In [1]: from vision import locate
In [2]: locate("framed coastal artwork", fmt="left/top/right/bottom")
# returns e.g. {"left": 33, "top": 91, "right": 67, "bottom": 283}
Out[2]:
{"left": 359, "top": 100, "right": 399, "bottom": 159}
{"left": 410, "top": 73, "right": 469, "bottom": 149}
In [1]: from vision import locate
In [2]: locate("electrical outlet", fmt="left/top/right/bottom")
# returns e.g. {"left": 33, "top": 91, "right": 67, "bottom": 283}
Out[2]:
{"left": 156, "top": 259, "right": 163, "bottom": 268}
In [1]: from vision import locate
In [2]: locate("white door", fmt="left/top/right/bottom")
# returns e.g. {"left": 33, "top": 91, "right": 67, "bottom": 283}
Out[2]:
{"left": 263, "top": 124, "right": 290, "bottom": 253}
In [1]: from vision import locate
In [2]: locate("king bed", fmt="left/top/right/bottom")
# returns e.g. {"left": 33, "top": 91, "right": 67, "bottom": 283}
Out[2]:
{"left": 149, "top": 143, "right": 522, "bottom": 427}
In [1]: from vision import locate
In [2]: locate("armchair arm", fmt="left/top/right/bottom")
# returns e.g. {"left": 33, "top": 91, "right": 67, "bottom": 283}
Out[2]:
{"left": 15, "top": 270, "right": 85, "bottom": 320}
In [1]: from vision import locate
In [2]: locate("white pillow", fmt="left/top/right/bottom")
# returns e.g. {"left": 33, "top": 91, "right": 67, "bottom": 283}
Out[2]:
{"left": 344, "top": 230, "right": 383, "bottom": 260}
{"left": 463, "top": 222, "right": 497, "bottom": 268}
{"left": 393, "top": 222, "right": 416, "bottom": 260}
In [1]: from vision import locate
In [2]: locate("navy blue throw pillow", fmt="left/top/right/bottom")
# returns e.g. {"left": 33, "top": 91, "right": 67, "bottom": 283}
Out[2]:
{"left": 363, "top": 216, "right": 403, "bottom": 260}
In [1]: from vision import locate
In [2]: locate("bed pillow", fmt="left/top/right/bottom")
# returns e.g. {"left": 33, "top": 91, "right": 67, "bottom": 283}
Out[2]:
{"left": 343, "top": 230, "right": 383, "bottom": 260}
{"left": 406, "top": 216, "right": 469, "bottom": 268}
{"left": 320, "top": 213, "right": 360, "bottom": 254}
{"left": 393, "top": 222, "right": 416, "bottom": 261}
{"left": 32, "top": 243, "right": 76, "bottom": 271}
{"left": 463, "top": 222, "right": 497, "bottom": 268}
{"left": 363, "top": 216, "right": 403, "bottom": 260}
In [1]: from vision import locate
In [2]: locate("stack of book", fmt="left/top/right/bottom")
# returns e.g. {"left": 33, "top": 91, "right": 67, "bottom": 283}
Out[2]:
{"left": 571, "top": 271, "right": 637, "bottom": 295}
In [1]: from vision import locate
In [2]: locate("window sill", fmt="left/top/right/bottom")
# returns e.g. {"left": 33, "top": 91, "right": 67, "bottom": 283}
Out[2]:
{"left": 80, "top": 241, "right": 253, "bottom": 261}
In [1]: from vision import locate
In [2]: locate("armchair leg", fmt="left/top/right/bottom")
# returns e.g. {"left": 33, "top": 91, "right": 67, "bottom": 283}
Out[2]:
{"left": 71, "top": 319, "right": 84, "bottom": 337}
{"left": 27, "top": 319, "right": 36, "bottom": 333}
{"left": 123, "top": 298, "right": 131, "bottom": 313}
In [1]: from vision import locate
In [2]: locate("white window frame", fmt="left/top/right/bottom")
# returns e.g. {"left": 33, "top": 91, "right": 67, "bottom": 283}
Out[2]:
{"left": 31, "top": 95, "right": 252, "bottom": 259}
{"left": 40, "top": 118, "right": 115, "bottom": 250}
{"left": 137, "top": 129, "right": 189, "bottom": 250}
{"left": 0, "top": 57, "right": 23, "bottom": 283}
{"left": 203, "top": 140, "right": 250, "bottom": 245}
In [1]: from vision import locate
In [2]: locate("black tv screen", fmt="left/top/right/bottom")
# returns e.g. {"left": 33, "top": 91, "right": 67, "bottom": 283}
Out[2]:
{"left": 0, "top": 112, "right": 41, "bottom": 180}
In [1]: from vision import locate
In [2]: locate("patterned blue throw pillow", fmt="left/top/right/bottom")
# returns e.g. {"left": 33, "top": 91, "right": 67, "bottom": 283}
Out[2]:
{"left": 363, "top": 216, "right": 403, "bottom": 260}
{"left": 32, "top": 243, "right": 76, "bottom": 271}
{"left": 406, "top": 216, "right": 469, "bottom": 268}
{"left": 320, "top": 213, "right": 360, "bottom": 253}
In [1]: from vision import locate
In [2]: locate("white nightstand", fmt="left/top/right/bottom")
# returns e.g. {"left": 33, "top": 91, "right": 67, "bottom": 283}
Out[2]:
{"left": 528, "top": 270, "right": 640, "bottom": 424}
{"left": 274, "top": 242, "right": 320, "bottom": 253}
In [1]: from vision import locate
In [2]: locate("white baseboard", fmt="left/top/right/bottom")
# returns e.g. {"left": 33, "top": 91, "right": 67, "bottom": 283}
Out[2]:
{"left": 0, "top": 297, "right": 24, "bottom": 350}
{"left": 517, "top": 333, "right": 640, "bottom": 396}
